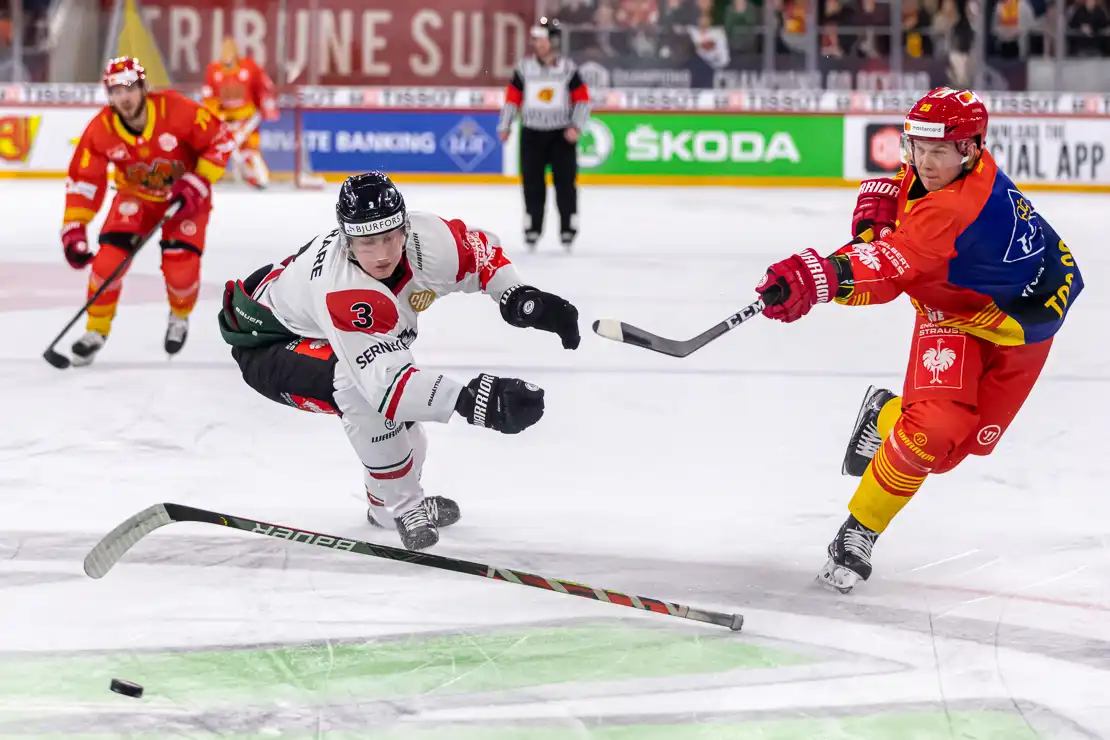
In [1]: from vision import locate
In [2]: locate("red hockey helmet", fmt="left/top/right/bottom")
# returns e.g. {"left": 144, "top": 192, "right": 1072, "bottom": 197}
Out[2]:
{"left": 902, "top": 87, "right": 988, "bottom": 169}
{"left": 102, "top": 57, "right": 147, "bottom": 90}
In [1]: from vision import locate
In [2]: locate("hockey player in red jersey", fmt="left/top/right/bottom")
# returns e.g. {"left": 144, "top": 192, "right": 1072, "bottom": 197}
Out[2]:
{"left": 201, "top": 37, "right": 279, "bottom": 188}
{"left": 753, "top": 87, "right": 1085, "bottom": 593}
{"left": 62, "top": 57, "right": 232, "bottom": 365}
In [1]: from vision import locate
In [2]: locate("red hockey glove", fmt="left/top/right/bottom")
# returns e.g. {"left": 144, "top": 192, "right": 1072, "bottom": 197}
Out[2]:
{"left": 61, "top": 222, "right": 94, "bottom": 269}
{"left": 851, "top": 178, "right": 899, "bottom": 241}
{"left": 756, "top": 248, "right": 837, "bottom": 323}
{"left": 169, "top": 172, "right": 212, "bottom": 219}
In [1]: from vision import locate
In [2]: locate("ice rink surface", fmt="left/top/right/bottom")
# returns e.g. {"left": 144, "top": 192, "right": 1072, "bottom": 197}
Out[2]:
{"left": 1, "top": 179, "right": 1107, "bottom": 739}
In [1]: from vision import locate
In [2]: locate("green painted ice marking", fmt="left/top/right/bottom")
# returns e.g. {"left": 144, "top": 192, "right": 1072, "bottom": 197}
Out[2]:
{"left": 0, "top": 622, "right": 807, "bottom": 706}
{"left": 3, "top": 711, "right": 1041, "bottom": 739}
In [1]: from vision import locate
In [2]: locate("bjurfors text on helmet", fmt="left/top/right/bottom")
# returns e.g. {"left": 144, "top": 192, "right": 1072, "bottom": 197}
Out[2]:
{"left": 343, "top": 213, "right": 405, "bottom": 237}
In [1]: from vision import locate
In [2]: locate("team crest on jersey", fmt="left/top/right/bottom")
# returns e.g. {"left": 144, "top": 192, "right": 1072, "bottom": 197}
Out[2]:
{"left": 408, "top": 289, "right": 436, "bottom": 312}
{"left": 914, "top": 335, "right": 965, "bottom": 390}
{"left": 537, "top": 87, "right": 555, "bottom": 103}
{"left": 118, "top": 200, "right": 140, "bottom": 217}
{"left": 849, "top": 242, "right": 882, "bottom": 270}
{"left": 1004, "top": 189, "right": 1044, "bottom": 263}
{"left": 158, "top": 133, "right": 178, "bottom": 152}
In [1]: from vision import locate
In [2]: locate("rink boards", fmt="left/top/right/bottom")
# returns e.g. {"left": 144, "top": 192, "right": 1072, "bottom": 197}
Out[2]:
{"left": 0, "top": 86, "right": 1108, "bottom": 191}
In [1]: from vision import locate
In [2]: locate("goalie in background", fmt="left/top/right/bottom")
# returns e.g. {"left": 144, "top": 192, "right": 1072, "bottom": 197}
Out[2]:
{"left": 202, "top": 37, "right": 279, "bottom": 189}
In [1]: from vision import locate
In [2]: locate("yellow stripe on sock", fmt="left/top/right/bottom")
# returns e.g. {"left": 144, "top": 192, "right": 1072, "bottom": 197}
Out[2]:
{"left": 86, "top": 314, "right": 113, "bottom": 335}
{"left": 877, "top": 396, "right": 902, "bottom": 438}
{"left": 849, "top": 465, "right": 916, "bottom": 534}
{"left": 873, "top": 446, "right": 925, "bottom": 493}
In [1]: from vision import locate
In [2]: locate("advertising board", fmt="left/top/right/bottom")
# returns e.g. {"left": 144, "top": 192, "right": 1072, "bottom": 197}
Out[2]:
{"left": 844, "top": 115, "right": 1110, "bottom": 187}
{"left": 578, "top": 113, "right": 843, "bottom": 181}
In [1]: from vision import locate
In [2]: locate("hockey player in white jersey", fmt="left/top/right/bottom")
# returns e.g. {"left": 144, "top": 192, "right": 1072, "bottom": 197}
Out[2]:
{"left": 218, "top": 172, "right": 581, "bottom": 550}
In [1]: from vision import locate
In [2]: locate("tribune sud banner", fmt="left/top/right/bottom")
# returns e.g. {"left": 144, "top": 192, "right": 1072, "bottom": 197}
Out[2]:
{"left": 101, "top": 0, "right": 535, "bottom": 86}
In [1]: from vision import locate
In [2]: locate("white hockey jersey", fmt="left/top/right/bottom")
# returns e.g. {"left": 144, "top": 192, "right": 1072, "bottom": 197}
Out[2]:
{"left": 253, "top": 211, "right": 523, "bottom": 423}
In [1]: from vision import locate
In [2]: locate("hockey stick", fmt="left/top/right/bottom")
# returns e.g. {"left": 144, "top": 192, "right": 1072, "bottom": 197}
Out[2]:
{"left": 227, "top": 113, "right": 264, "bottom": 186}
{"left": 592, "top": 285, "right": 782, "bottom": 358}
{"left": 84, "top": 503, "right": 744, "bottom": 631}
{"left": 43, "top": 201, "right": 182, "bottom": 370}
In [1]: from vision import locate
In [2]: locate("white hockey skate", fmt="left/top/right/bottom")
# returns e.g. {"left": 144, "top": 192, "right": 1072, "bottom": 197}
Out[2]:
{"left": 165, "top": 313, "right": 189, "bottom": 356}
{"left": 71, "top": 331, "right": 107, "bottom": 367}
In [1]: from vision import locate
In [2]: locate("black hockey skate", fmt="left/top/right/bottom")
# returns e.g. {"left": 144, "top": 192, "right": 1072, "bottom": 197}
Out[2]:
{"left": 71, "top": 331, "right": 107, "bottom": 367}
{"left": 393, "top": 506, "right": 439, "bottom": 551}
{"left": 165, "top": 313, "right": 189, "bottom": 356}
{"left": 524, "top": 230, "right": 540, "bottom": 250}
{"left": 560, "top": 230, "right": 576, "bottom": 250}
{"left": 368, "top": 496, "right": 460, "bottom": 551}
{"left": 841, "top": 385, "right": 898, "bottom": 477}
{"left": 817, "top": 514, "right": 880, "bottom": 594}
{"left": 367, "top": 495, "right": 460, "bottom": 529}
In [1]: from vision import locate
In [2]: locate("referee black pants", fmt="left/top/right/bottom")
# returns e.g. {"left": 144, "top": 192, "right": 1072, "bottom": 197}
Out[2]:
{"left": 520, "top": 126, "right": 577, "bottom": 236}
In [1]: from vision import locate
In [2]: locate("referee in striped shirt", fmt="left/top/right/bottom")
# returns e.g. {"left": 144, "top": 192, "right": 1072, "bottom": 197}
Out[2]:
{"left": 498, "top": 17, "right": 591, "bottom": 250}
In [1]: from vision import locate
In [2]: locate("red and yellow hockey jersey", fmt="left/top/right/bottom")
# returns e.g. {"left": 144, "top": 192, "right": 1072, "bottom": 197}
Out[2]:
{"left": 64, "top": 90, "right": 232, "bottom": 223}
{"left": 833, "top": 150, "right": 1083, "bottom": 346}
{"left": 201, "top": 56, "right": 277, "bottom": 123}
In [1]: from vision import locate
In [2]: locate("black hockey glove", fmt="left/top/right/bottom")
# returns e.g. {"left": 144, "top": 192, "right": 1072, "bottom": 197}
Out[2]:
{"left": 499, "top": 285, "right": 581, "bottom": 350}
{"left": 454, "top": 374, "right": 545, "bottom": 434}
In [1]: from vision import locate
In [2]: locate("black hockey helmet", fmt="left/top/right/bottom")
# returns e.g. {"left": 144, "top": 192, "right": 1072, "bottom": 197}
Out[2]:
{"left": 531, "top": 16, "right": 562, "bottom": 44}
{"left": 336, "top": 172, "right": 407, "bottom": 240}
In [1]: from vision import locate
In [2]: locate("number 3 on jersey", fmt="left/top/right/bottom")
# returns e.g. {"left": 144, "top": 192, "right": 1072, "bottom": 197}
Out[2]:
{"left": 351, "top": 302, "right": 374, "bottom": 329}
{"left": 327, "top": 289, "right": 400, "bottom": 335}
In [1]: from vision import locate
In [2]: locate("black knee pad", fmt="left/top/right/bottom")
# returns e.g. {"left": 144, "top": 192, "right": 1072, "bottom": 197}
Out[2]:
{"left": 98, "top": 231, "right": 144, "bottom": 255}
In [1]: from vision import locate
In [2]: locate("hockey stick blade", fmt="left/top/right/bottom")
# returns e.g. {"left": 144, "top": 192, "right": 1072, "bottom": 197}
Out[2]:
{"left": 43, "top": 347, "right": 72, "bottom": 369}
{"left": 85, "top": 503, "right": 744, "bottom": 632}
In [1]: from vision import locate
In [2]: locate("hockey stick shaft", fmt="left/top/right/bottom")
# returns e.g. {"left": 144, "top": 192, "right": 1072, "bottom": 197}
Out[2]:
{"left": 592, "top": 288, "right": 777, "bottom": 358}
{"left": 231, "top": 112, "right": 262, "bottom": 149}
{"left": 44, "top": 201, "right": 182, "bottom": 367}
{"left": 593, "top": 238, "right": 866, "bottom": 358}
{"left": 84, "top": 503, "right": 744, "bottom": 631}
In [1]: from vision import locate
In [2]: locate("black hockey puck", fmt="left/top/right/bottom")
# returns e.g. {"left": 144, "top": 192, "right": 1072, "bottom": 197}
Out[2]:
{"left": 110, "top": 678, "right": 143, "bottom": 698}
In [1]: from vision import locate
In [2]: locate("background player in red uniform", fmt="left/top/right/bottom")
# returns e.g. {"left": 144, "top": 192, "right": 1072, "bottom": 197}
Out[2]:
{"left": 753, "top": 87, "right": 1084, "bottom": 593}
{"left": 202, "top": 37, "right": 279, "bottom": 189}
{"left": 61, "top": 57, "right": 232, "bottom": 365}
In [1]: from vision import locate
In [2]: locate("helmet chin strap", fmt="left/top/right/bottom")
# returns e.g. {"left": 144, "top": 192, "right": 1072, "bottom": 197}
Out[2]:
{"left": 957, "top": 139, "right": 983, "bottom": 172}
